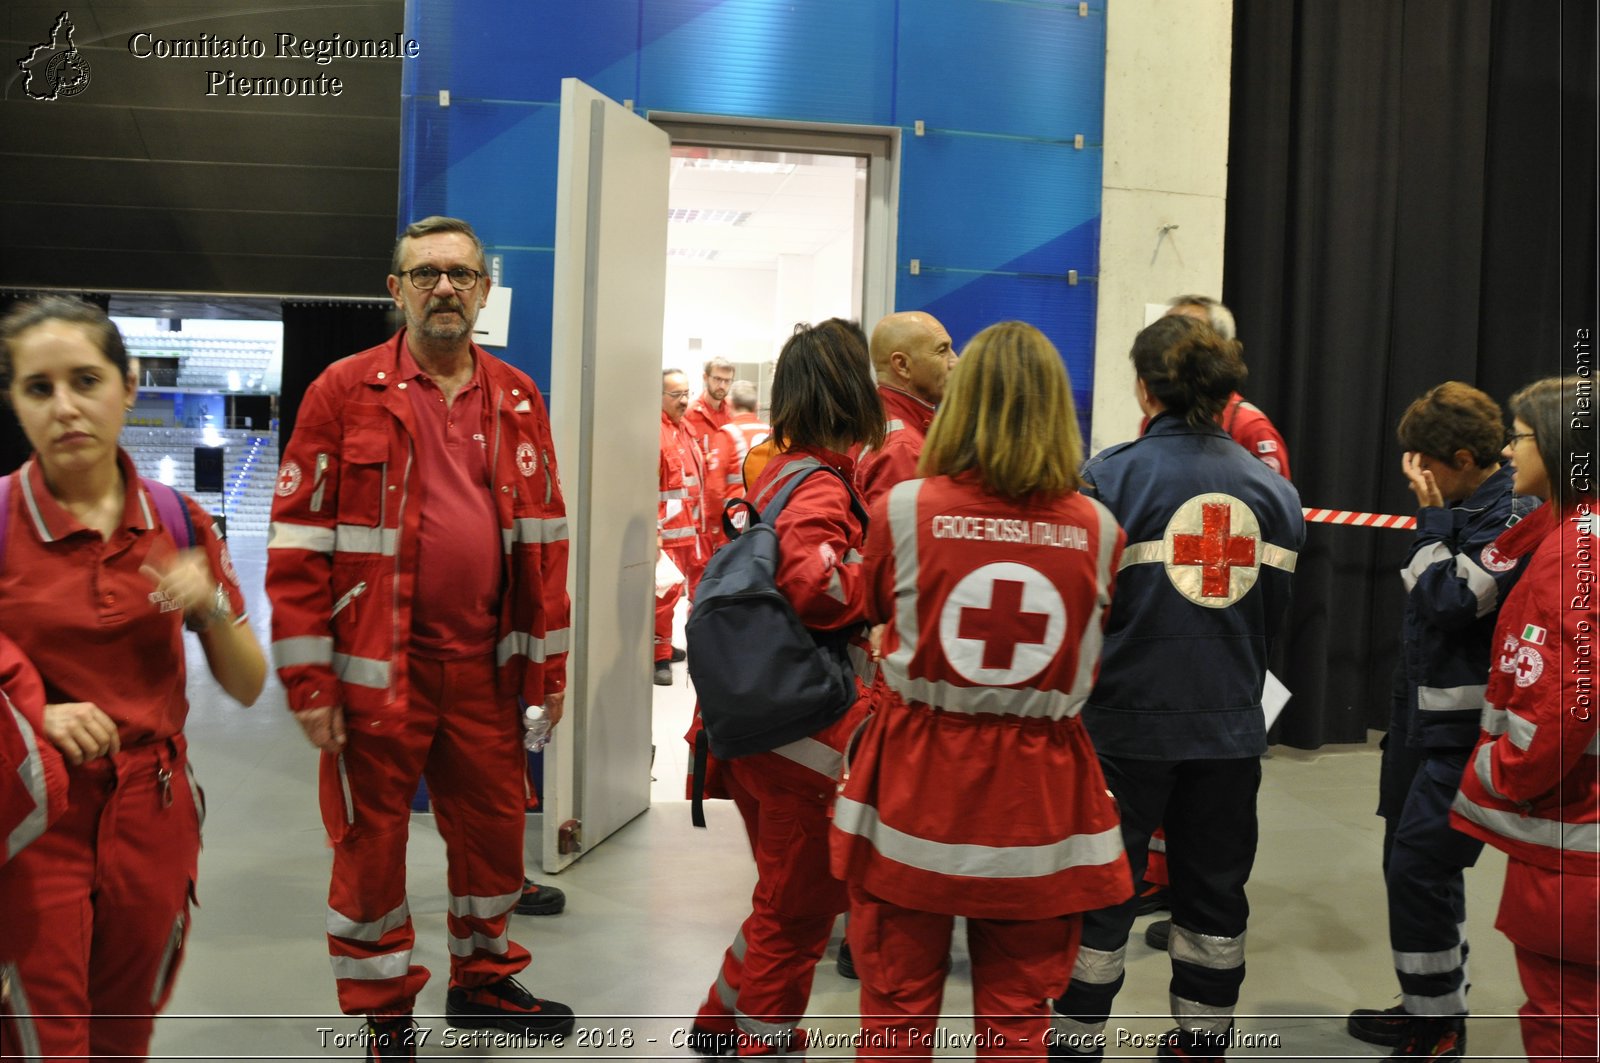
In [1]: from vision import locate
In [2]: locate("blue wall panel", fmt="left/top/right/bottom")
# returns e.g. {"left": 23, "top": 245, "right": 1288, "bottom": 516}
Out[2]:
{"left": 399, "top": 0, "right": 1107, "bottom": 422}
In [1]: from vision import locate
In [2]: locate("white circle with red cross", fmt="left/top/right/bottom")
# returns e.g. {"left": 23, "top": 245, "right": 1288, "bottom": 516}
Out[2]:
{"left": 937, "top": 562, "right": 1067, "bottom": 685}
{"left": 1513, "top": 645, "right": 1544, "bottom": 687}
{"left": 1161, "top": 493, "right": 1263, "bottom": 609}
{"left": 275, "top": 460, "right": 302, "bottom": 497}
{"left": 516, "top": 442, "right": 538, "bottom": 477}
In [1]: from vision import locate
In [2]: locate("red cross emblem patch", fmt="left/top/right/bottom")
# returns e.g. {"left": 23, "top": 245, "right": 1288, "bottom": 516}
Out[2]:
{"left": 937, "top": 561, "right": 1066, "bottom": 684}
{"left": 516, "top": 442, "right": 538, "bottom": 477}
{"left": 276, "top": 460, "right": 303, "bottom": 497}
{"left": 1162, "top": 493, "right": 1263, "bottom": 608}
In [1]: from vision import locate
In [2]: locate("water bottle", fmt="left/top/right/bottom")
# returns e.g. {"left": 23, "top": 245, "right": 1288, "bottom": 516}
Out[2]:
{"left": 523, "top": 704, "right": 552, "bottom": 752}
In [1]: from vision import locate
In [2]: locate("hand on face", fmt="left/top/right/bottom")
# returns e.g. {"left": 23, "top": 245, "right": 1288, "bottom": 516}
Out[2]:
{"left": 1401, "top": 451, "right": 1445, "bottom": 509}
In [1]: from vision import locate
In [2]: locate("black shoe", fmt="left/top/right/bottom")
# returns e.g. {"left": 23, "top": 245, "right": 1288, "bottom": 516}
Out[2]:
{"left": 1347, "top": 1001, "right": 1411, "bottom": 1046}
{"left": 365, "top": 1015, "right": 416, "bottom": 1061}
{"left": 654, "top": 663, "right": 673, "bottom": 686}
{"left": 1387, "top": 1017, "right": 1464, "bottom": 1059}
{"left": 445, "top": 976, "right": 575, "bottom": 1038}
{"left": 1135, "top": 881, "right": 1171, "bottom": 915}
{"left": 515, "top": 877, "right": 566, "bottom": 916}
{"left": 687, "top": 1023, "right": 737, "bottom": 1056}
{"left": 836, "top": 940, "right": 858, "bottom": 980}
{"left": 1144, "top": 918, "right": 1171, "bottom": 951}
{"left": 670, "top": 646, "right": 687, "bottom": 663}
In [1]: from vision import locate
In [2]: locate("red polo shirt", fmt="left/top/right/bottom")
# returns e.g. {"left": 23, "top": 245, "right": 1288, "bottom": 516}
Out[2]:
{"left": 399, "top": 347, "right": 502, "bottom": 659}
{"left": 0, "top": 452, "right": 245, "bottom": 748}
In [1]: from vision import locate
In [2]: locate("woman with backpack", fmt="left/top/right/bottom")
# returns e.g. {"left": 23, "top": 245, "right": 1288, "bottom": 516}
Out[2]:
{"left": 0, "top": 296, "right": 265, "bottom": 1061}
{"left": 829, "top": 320, "right": 1132, "bottom": 1060}
{"left": 688, "top": 318, "right": 883, "bottom": 1059}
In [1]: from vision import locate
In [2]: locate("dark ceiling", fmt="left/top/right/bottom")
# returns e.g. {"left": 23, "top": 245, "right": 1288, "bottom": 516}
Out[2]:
{"left": 1, "top": 1, "right": 403, "bottom": 299}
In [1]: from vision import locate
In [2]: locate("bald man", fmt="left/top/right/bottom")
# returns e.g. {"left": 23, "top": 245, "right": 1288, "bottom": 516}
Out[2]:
{"left": 854, "top": 311, "right": 954, "bottom": 506}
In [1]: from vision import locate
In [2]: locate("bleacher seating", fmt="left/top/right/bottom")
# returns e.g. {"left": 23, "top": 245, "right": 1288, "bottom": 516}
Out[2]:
{"left": 121, "top": 426, "right": 278, "bottom": 538}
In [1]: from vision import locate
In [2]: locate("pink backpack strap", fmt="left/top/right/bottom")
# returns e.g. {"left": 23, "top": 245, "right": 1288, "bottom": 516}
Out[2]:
{"left": 141, "top": 478, "right": 194, "bottom": 550}
{"left": 0, "top": 474, "right": 10, "bottom": 568}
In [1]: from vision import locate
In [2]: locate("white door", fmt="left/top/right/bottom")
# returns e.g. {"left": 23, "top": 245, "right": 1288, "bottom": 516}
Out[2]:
{"left": 543, "top": 78, "right": 669, "bottom": 870}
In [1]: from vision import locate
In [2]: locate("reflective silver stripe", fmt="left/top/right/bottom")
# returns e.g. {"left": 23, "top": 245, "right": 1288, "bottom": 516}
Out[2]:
{"left": 1505, "top": 708, "right": 1537, "bottom": 750}
{"left": 879, "top": 658, "right": 1085, "bottom": 719}
{"left": 1070, "top": 500, "right": 1120, "bottom": 701}
{"left": 1119, "top": 540, "right": 1164, "bottom": 568}
{"left": 273, "top": 635, "right": 334, "bottom": 669}
{"left": 1169, "top": 924, "right": 1246, "bottom": 970}
{"left": 683, "top": 475, "right": 699, "bottom": 487}
{"left": 661, "top": 525, "right": 698, "bottom": 541}
{"left": 5, "top": 697, "right": 49, "bottom": 860}
{"left": 1, "top": 962, "right": 42, "bottom": 1059}
{"left": 735, "top": 1012, "right": 797, "bottom": 1039}
{"left": 1170, "top": 994, "right": 1234, "bottom": 1033}
{"left": 1049, "top": 1013, "right": 1106, "bottom": 1043}
{"left": 1148, "top": 834, "right": 1167, "bottom": 854}
{"left": 448, "top": 929, "right": 509, "bottom": 957}
{"left": 269, "top": 521, "right": 336, "bottom": 553}
{"left": 18, "top": 464, "right": 52, "bottom": 542}
{"left": 843, "top": 548, "right": 863, "bottom": 564}
{"left": 331, "top": 951, "right": 412, "bottom": 982}
{"left": 885, "top": 480, "right": 923, "bottom": 692}
{"left": 447, "top": 889, "right": 521, "bottom": 919}
{"left": 327, "top": 901, "right": 409, "bottom": 943}
{"left": 1401, "top": 542, "right": 1453, "bottom": 593}
{"left": 1394, "top": 944, "right": 1464, "bottom": 976}
{"left": 334, "top": 524, "right": 399, "bottom": 557}
{"left": 824, "top": 566, "right": 847, "bottom": 604}
{"left": 1472, "top": 743, "right": 1509, "bottom": 801}
{"left": 1070, "top": 944, "right": 1127, "bottom": 985}
{"left": 185, "top": 762, "right": 205, "bottom": 833}
{"left": 1456, "top": 552, "right": 1500, "bottom": 616}
{"left": 773, "top": 736, "right": 844, "bottom": 780}
{"left": 847, "top": 642, "right": 877, "bottom": 686}
{"left": 496, "top": 627, "right": 571, "bottom": 666}
{"left": 730, "top": 929, "right": 747, "bottom": 962}
{"left": 1480, "top": 703, "right": 1507, "bottom": 736}
{"left": 661, "top": 488, "right": 689, "bottom": 501}
{"left": 1402, "top": 987, "right": 1468, "bottom": 1016}
{"left": 1451, "top": 790, "right": 1600, "bottom": 852}
{"left": 502, "top": 517, "right": 570, "bottom": 552}
{"left": 1417, "top": 684, "right": 1488, "bottom": 713}
{"left": 1257, "top": 542, "right": 1298, "bottom": 572}
{"left": 715, "top": 968, "right": 738, "bottom": 1009}
{"left": 835, "top": 796, "right": 1123, "bottom": 879}
{"left": 333, "top": 653, "right": 390, "bottom": 689}
{"left": 884, "top": 418, "right": 905, "bottom": 434}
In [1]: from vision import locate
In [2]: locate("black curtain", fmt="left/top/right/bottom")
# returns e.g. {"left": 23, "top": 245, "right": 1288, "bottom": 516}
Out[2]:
{"left": 278, "top": 301, "right": 398, "bottom": 457}
{"left": 1226, "top": 0, "right": 1597, "bottom": 747}
{"left": 0, "top": 291, "right": 113, "bottom": 475}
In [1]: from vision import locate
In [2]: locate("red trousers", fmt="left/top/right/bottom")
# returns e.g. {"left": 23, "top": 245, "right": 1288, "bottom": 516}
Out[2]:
{"left": 696, "top": 755, "right": 847, "bottom": 1055}
{"left": 323, "top": 654, "right": 529, "bottom": 1017}
{"left": 0, "top": 738, "right": 201, "bottom": 1062}
{"left": 655, "top": 541, "right": 703, "bottom": 662}
{"left": 1499, "top": 859, "right": 1600, "bottom": 1062}
{"left": 849, "top": 886, "right": 1080, "bottom": 1062}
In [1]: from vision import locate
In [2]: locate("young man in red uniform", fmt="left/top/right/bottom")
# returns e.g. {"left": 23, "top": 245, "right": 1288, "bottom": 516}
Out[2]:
{"left": 682, "top": 356, "right": 736, "bottom": 456}
{"left": 657, "top": 369, "right": 708, "bottom": 684}
{"left": 267, "top": 216, "right": 574, "bottom": 1058}
{"left": 702, "top": 380, "right": 769, "bottom": 553}
{"left": 855, "top": 311, "right": 955, "bottom": 507}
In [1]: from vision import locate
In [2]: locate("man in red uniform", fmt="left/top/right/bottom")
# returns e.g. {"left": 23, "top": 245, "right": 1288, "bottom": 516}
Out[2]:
{"left": 657, "top": 368, "right": 707, "bottom": 684}
{"left": 682, "top": 356, "right": 736, "bottom": 456}
{"left": 267, "top": 216, "right": 574, "bottom": 1059}
{"left": 1163, "top": 295, "right": 1291, "bottom": 478}
{"left": 856, "top": 311, "right": 954, "bottom": 506}
{"left": 702, "top": 380, "right": 769, "bottom": 553}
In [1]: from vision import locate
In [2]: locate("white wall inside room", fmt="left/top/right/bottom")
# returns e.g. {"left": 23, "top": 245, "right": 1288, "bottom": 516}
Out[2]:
{"left": 662, "top": 147, "right": 865, "bottom": 384}
{"left": 1091, "top": 0, "right": 1233, "bottom": 456}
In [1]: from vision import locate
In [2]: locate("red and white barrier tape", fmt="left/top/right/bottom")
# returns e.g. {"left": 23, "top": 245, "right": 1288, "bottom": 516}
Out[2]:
{"left": 1303, "top": 507, "right": 1416, "bottom": 530}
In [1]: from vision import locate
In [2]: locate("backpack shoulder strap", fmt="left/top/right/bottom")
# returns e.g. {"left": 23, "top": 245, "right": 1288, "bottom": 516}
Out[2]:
{"left": 142, "top": 479, "right": 195, "bottom": 550}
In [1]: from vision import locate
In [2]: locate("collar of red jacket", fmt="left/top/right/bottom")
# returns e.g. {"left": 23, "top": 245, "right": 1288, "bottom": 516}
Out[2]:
{"left": 877, "top": 383, "right": 936, "bottom": 430}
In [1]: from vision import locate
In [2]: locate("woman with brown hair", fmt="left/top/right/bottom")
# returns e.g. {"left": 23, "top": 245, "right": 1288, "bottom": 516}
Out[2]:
{"left": 0, "top": 295, "right": 265, "bottom": 1060}
{"left": 688, "top": 318, "right": 883, "bottom": 1059}
{"left": 1450, "top": 375, "right": 1598, "bottom": 1063}
{"left": 831, "top": 320, "right": 1131, "bottom": 1060}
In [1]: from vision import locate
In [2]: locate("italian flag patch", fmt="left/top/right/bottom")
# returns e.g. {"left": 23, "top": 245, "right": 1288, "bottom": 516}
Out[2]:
{"left": 1521, "top": 624, "right": 1547, "bottom": 646}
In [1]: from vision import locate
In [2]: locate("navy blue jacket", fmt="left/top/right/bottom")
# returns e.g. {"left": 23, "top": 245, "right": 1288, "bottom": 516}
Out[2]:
{"left": 1393, "top": 465, "right": 1536, "bottom": 751}
{"left": 1080, "top": 414, "right": 1305, "bottom": 760}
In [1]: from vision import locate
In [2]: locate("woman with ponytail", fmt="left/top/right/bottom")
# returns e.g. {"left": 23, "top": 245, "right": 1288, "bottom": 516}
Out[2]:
{"left": 1050, "top": 315, "right": 1304, "bottom": 1062}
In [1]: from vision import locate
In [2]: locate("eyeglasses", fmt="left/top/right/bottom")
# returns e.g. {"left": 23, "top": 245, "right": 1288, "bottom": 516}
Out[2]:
{"left": 708, "top": 375, "right": 735, "bottom": 386}
{"left": 1505, "top": 430, "right": 1536, "bottom": 446}
{"left": 398, "top": 266, "right": 483, "bottom": 291}
{"left": 664, "top": 389, "right": 691, "bottom": 400}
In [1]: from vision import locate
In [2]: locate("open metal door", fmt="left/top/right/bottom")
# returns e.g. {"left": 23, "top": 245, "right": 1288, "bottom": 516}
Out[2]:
{"left": 543, "top": 79, "right": 669, "bottom": 871}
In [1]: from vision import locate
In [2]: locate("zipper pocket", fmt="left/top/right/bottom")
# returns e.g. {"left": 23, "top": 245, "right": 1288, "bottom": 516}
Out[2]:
{"left": 310, "top": 453, "right": 331, "bottom": 512}
{"left": 336, "top": 753, "right": 355, "bottom": 826}
{"left": 149, "top": 911, "right": 187, "bottom": 1006}
{"left": 543, "top": 449, "right": 553, "bottom": 504}
{"left": 331, "top": 581, "right": 368, "bottom": 619}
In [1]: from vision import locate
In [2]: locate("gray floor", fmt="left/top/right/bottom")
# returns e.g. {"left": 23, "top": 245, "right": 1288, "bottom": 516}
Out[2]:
{"left": 147, "top": 541, "right": 1531, "bottom": 1060}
